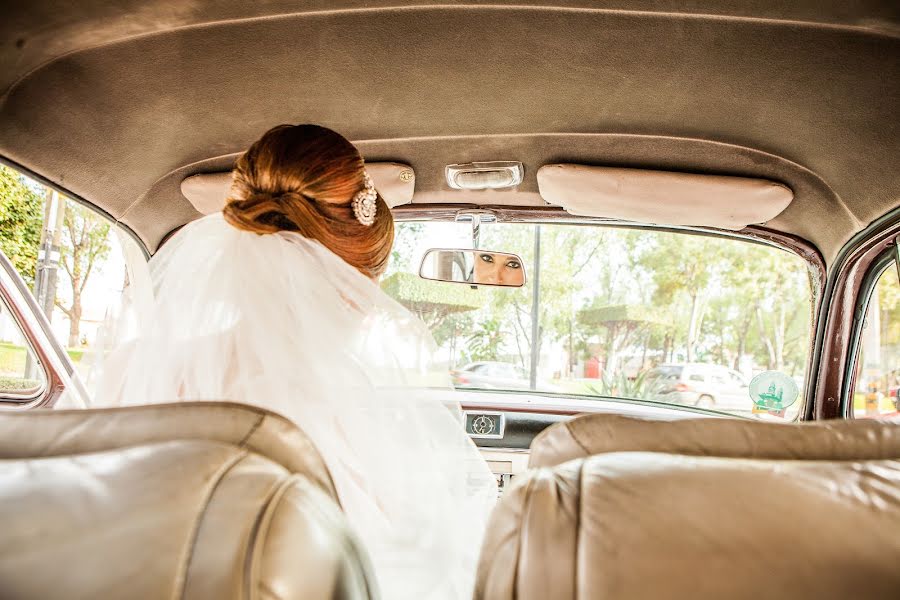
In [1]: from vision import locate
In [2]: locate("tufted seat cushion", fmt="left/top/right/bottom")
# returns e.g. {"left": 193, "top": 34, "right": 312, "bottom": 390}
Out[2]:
{"left": 0, "top": 402, "right": 376, "bottom": 600}
{"left": 476, "top": 451, "right": 900, "bottom": 600}
{"left": 476, "top": 415, "right": 900, "bottom": 599}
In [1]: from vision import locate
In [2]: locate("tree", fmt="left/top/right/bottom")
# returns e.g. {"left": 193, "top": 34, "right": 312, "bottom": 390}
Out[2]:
{"left": 381, "top": 272, "right": 483, "bottom": 329}
{"left": 389, "top": 222, "right": 425, "bottom": 273}
{"left": 56, "top": 204, "right": 111, "bottom": 346}
{"left": 466, "top": 318, "right": 505, "bottom": 362}
{"left": 748, "top": 252, "right": 812, "bottom": 373}
{"left": 0, "top": 166, "right": 44, "bottom": 287}
{"left": 578, "top": 303, "right": 668, "bottom": 373}
{"left": 645, "top": 235, "right": 722, "bottom": 362}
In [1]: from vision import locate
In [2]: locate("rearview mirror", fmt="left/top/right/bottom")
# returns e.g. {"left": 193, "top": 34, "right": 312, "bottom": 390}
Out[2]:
{"left": 419, "top": 249, "right": 526, "bottom": 287}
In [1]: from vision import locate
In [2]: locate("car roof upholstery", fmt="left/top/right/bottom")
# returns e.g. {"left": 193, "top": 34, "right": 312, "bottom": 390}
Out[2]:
{"left": 1, "top": 1, "right": 898, "bottom": 263}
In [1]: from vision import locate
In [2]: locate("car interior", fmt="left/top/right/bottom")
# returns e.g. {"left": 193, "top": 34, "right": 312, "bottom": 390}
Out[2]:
{"left": 1, "top": 1, "right": 899, "bottom": 598}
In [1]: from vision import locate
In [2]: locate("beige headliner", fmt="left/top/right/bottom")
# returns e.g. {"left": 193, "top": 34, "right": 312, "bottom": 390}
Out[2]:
{"left": 1, "top": 1, "right": 898, "bottom": 263}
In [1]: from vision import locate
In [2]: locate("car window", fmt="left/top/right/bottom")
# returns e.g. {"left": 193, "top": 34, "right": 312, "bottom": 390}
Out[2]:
{"left": 385, "top": 222, "right": 813, "bottom": 419}
{"left": 853, "top": 263, "right": 900, "bottom": 419}
{"left": 0, "top": 164, "right": 145, "bottom": 381}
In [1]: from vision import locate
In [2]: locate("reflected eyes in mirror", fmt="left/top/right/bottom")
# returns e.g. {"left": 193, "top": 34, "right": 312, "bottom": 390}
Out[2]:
{"left": 478, "top": 253, "right": 521, "bottom": 269}
{"left": 420, "top": 249, "right": 526, "bottom": 287}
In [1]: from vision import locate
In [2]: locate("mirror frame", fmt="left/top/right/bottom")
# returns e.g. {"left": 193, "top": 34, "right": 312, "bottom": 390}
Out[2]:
{"left": 418, "top": 248, "right": 527, "bottom": 288}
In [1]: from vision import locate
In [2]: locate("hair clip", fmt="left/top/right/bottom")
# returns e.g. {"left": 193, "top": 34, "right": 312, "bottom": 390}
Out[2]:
{"left": 352, "top": 172, "right": 377, "bottom": 226}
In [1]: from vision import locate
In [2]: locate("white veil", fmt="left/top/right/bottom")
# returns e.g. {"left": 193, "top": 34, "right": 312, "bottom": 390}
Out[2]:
{"left": 76, "top": 213, "right": 497, "bottom": 599}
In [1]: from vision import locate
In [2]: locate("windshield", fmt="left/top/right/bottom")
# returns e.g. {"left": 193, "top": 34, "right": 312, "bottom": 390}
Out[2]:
{"left": 384, "top": 221, "right": 813, "bottom": 419}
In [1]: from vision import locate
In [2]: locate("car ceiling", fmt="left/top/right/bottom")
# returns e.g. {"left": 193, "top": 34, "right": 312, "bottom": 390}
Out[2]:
{"left": 1, "top": 1, "right": 898, "bottom": 263}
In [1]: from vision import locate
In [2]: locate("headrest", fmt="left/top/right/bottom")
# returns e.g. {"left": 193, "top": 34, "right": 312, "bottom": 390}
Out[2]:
{"left": 537, "top": 164, "right": 793, "bottom": 229}
{"left": 0, "top": 401, "right": 337, "bottom": 497}
{"left": 530, "top": 413, "right": 900, "bottom": 468}
{"left": 181, "top": 162, "right": 415, "bottom": 213}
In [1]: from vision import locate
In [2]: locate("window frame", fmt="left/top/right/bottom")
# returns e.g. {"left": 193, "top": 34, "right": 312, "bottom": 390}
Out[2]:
{"left": 841, "top": 246, "right": 897, "bottom": 418}
{"left": 0, "top": 156, "right": 145, "bottom": 409}
{"left": 0, "top": 290, "right": 48, "bottom": 403}
{"left": 811, "top": 207, "right": 900, "bottom": 420}
{"left": 0, "top": 249, "right": 76, "bottom": 408}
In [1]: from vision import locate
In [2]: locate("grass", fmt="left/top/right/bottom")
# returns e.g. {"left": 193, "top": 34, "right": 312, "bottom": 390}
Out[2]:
{"left": 0, "top": 341, "right": 85, "bottom": 391}
{"left": 0, "top": 341, "right": 84, "bottom": 363}
{"left": 0, "top": 375, "right": 41, "bottom": 392}
{"left": 0, "top": 342, "right": 30, "bottom": 375}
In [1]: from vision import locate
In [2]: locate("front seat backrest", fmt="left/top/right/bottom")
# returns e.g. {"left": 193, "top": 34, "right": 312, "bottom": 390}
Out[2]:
{"left": 0, "top": 402, "right": 376, "bottom": 600}
{"left": 476, "top": 450, "right": 900, "bottom": 600}
{"left": 530, "top": 413, "right": 900, "bottom": 467}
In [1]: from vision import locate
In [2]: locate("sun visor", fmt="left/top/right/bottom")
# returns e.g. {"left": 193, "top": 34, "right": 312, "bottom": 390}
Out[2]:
{"left": 537, "top": 164, "right": 793, "bottom": 230}
{"left": 181, "top": 162, "right": 415, "bottom": 213}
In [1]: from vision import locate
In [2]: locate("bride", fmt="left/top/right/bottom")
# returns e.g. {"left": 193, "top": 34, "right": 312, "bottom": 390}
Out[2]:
{"left": 76, "top": 124, "right": 497, "bottom": 599}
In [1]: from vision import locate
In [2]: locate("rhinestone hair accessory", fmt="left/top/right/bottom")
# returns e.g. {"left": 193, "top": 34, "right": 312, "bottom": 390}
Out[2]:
{"left": 352, "top": 172, "right": 378, "bottom": 226}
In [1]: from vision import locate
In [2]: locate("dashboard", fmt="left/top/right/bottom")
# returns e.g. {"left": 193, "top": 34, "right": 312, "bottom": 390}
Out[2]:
{"left": 457, "top": 390, "right": 719, "bottom": 494}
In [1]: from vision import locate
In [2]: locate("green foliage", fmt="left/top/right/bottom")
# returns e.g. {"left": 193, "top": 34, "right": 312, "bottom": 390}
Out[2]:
{"left": 466, "top": 318, "right": 504, "bottom": 362}
{"left": 0, "top": 165, "right": 44, "bottom": 288}
{"left": 578, "top": 304, "right": 668, "bottom": 328}
{"left": 389, "top": 222, "right": 425, "bottom": 272}
{"left": 381, "top": 272, "right": 483, "bottom": 314}
{"left": 426, "top": 311, "right": 472, "bottom": 349}
{"left": 580, "top": 369, "right": 661, "bottom": 400}
{"left": 0, "top": 376, "right": 41, "bottom": 391}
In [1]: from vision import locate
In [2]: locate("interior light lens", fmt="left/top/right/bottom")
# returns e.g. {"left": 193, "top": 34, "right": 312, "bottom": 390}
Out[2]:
{"left": 446, "top": 162, "right": 524, "bottom": 190}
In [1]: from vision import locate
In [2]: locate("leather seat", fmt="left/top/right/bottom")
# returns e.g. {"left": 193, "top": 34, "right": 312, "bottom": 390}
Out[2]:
{"left": 476, "top": 415, "right": 900, "bottom": 599}
{"left": 0, "top": 402, "right": 377, "bottom": 600}
{"left": 530, "top": 413, "right": 900, "bottom": 467}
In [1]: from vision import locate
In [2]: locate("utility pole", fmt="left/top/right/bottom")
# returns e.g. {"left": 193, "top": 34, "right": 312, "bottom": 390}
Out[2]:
{"left": 26, "top": 189, "right": 65, "bottom": 379}
{"left": 31, "top": 189, "right": 51, "bottom": 306}
{"left": 529, "top": 225, "right": 541, "bottom": 390}
{"left": 33, "top": 190, "right": 65, "bottom": 319}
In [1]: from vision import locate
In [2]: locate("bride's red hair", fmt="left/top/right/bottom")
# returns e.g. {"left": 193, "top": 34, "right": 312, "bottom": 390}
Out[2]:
{"left": 223, "top": 124, "right": 394, "bottom": 279}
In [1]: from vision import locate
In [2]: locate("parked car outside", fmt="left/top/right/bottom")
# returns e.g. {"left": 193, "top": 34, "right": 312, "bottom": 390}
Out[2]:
{"left": 451, "top": 361, "right": 560, "bottom": 392}
{"left": 644, "top": 363, "right": 751, "bottom": 411}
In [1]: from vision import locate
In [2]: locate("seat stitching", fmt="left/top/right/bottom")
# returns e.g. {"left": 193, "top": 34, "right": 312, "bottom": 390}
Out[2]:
{"left": 237, "top": 413, "right": 267, "bottom": 448}
{"left": 575, "top": 460, "right": 584, "bottom": 600}
{"left": 172, "top": 448, "right": 249, "bottom": 600}
{"left": 242, "top": 472, "right": 291, "bottom": 600}
{"left": 246, "top": 473, "right": 299, "bottom": 600}
{"left": 247, "top": 474, "right": 379, "bottom": 600}
{"left": 234, "top": 413, "right": 344, "bottom": 506}
{"left": 513, "top": 472, "right": 539, "bottom": 600}
{"left": 569, "top": 422, "right": 592, "bottom": 457}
